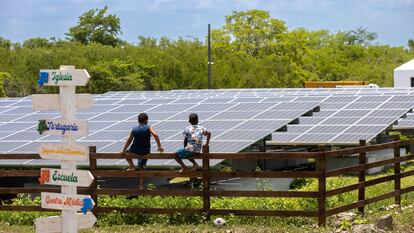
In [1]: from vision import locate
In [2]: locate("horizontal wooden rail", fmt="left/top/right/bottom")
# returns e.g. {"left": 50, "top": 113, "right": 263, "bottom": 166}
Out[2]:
{"left": 95, "top": 189, "right": 203, "bottom": 197}
{"left": 326, "top": 154, "right": 414, "bottom": 177}
{"left": 209, "top": 171, "right": 319, "bottom": 179}
{"left": 401, "top": 185, "right": 414, "bottom": 195}
{"left": 0, "top": 205, "right": 58, "bottom": 212}
{"left": 210, "top": 190, "right": 318, "bottom": 198}
{"left": 326, "top": 190, "right": 398, "bottom": 216}
{"left": 0, "top": 170, "right": 40, "bottom": 177}
{"left": 0, "top": 154, "right": 40, "bottom": 159}
{"left": 97, "top": 207, "right": 203, "bottom": 215}
{"left": 205, "top": 152, "right": 320, "bottom": 159}
{"left": 210, "top": 209, "right": 319, "bottom": 217}
{"left": 323, "top": 139, "right": 414, "bottom": 157}
{"left": 90, "top": 152, "right": 321, "bottom": 160}
{"left": 0, "top": 187, "right": 60, "bottom": 194}
{"left": 0, "top": 187, "right": 95, "bottom": 195}
{"left": 92, "top": 170, "right": 203, "bottom": 178}
{"left": 326, "top": 169, "right": 414, "bottom": 197}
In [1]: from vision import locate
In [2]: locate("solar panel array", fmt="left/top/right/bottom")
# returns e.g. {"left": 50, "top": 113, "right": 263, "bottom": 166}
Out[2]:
{"left": 0, "top": 87, "right": 413, "bottom": 167}
{"left": 270, "top": 95, "right": 414, "bottom": 145}
{"left": 394, "top": 113, "right": 414, "bottom": 130}
{"left": 0, "top": 90, "right": 322, "bottom": 166}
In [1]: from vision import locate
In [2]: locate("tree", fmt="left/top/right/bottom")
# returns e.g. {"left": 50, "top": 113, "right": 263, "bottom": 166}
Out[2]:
{"left": 66, "top": 6, "right": 122, "bottom": 46}
{"left": 408, "top": 39, "right": 414, "bottom": 54}
{"left": 223, "top": 10, "right": 287, "bottom": 57}
{"left": 87, "top": 59, "right": 147, "bottom": 93}
{"left": 343, "top": 27, "right": 377, "bottom": 46}
{"left": 0, "top": 37, "right": 12, "bottom": 49}
{"left": 23, "top": 38, "right": 52, "bottom": 49}
{"left": 0, "top": 72, "right": 9, "bottom": 97}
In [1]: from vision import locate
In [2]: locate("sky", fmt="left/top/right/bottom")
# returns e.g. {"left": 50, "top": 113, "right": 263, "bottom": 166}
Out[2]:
{"left": 0, "top": 0, "right": 413, "bottom": 47}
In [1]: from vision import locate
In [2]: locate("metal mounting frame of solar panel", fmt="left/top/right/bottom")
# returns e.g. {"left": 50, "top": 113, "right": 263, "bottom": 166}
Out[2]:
{"left": 393, "top": 113, "right": 414, "bottom": 130}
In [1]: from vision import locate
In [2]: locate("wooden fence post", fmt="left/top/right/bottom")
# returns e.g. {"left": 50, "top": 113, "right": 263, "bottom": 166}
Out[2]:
{"left": 202, "top": 145, "right": 210, "bottom": 220}
{"left": 139, "top": 154, "right": 144, "bottom": 191}
{"left": 393, "top": 135, "right": 401, "bottom": 207}
{"left": 317, "top": 145, "right": 326, "bottom": 227}
{"left": 89, "top": 146, "right": 98, "bottom": 217}
{"left": 358, "top": 140, "right": 367, "bottom": 214}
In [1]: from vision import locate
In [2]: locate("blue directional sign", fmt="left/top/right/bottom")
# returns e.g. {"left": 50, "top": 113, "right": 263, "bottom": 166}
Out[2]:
{"left": 38, "top": 71, "right": 49, "bottom": 87}
{"left": 81, "top": 197, "right": 94, "bottom": 214}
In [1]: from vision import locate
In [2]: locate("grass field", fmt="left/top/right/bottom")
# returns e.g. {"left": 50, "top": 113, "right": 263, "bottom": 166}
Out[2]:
{"left": 1, "top": 206, "right": 414, "bottom": 233}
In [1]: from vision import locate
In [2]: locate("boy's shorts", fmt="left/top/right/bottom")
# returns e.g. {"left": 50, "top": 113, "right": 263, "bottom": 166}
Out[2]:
{"left": 127, "top": 150, "right": 149, "bottom": 168}
{"left": 176, "top": 148, "right": 194, "bottom": 159}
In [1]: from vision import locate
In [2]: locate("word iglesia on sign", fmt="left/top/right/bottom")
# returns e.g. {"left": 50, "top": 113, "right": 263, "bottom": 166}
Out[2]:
{"left": 51, "top": 71, "right": 73, "bottom": 84}
{"left": 38, "top": 69, "right": 90, "bottom": 87}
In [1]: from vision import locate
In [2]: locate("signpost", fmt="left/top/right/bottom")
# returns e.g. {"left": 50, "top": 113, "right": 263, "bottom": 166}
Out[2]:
{"left": 41, "top": 192, "right": 94, "bottom": 211}
{"left": 38, "top": 143, "right": 89, "bottom": 161}
{"left": 32, "top": 94, "right": 95, "bottom": 111}
{"left": 39, "top": 168, "right": 94, "bottom": 187}
{"left": 35, "top": 213, "right": 96, "bottom": 233}
{"left": 38, "top": 69, "right": 90, "bottom": 86}
{"left": 37, "top": 119, "right": 88, "bottom": 136}
{"left": 35, "top": 66, "right": 95, "bottom": 233}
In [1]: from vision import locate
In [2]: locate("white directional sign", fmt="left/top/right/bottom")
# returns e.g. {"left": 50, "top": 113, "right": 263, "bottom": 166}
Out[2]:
{"left": 39, "top": 168, "right": 94, "bottom": 187}
{"left": 38, "top": 69, "right": 90, "bottom": 86}
{"left": 39, "top": 143, "right": 89, "bottom": 161}
{"left": 41, "top": 192, "right": 94, "bottom": 211}
{"left": 37, "top": 119, "right": 88, "bottom": 136}
{"left": 36, "top": 65, "right": 94, "bottom": 233}
{"left": 32, "top": 94, "right": 95, "bottom": 111}
{"left": 35, "top": 212, "right": 96, "bottom": 233}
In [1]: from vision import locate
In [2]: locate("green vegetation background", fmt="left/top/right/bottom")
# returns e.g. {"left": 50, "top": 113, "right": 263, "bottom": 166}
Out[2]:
{"left": 0, "top": 8, "right": 413, "bottom": 97}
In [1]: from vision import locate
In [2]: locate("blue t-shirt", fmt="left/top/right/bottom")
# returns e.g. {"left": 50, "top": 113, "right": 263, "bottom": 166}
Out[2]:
{"left": 129, "top": 124, "right": 151, "bottom": 154}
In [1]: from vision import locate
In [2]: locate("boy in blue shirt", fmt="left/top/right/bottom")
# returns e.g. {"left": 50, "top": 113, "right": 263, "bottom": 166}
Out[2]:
{"left": 175, "top": 113, "right": 211, "bottom": 172}
{"left": 122, "top": 113, "right": 164, "bottom": 170}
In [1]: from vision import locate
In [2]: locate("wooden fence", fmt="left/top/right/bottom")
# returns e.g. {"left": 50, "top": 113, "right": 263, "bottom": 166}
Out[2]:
{"left": 1, "top": 138, "right": 414, "bottom": 226}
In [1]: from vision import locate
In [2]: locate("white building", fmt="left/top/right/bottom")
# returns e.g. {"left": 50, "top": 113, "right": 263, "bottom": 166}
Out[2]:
{"left": 394, "top": 59, "right": 414, "bottom": 87}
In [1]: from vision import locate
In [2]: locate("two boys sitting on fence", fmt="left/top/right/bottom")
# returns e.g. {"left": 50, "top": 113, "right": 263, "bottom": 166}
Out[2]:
{"left": 122, "top": 112, "right": 211, "bottom": 172}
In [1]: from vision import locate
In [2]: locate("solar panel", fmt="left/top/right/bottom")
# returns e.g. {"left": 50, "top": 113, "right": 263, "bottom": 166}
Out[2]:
{"left": 269, "top": 91, "right": 414, "bottom": 145}
{"left": 209, "top": 111, "right": 258, "bottom": 120}
{"left": 320, "top": 117, "right": 361, "bottom": 125}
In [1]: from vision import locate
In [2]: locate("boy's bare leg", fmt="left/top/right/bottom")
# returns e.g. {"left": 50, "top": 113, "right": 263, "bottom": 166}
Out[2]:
{"left": 126, "top": 159, "right": 136, "bottom": 171}
{"left": 174, "top": 157, "right": 187, "bottom": 172}
{"left": 188, "top": 159, "right": 199, "bottom": 171}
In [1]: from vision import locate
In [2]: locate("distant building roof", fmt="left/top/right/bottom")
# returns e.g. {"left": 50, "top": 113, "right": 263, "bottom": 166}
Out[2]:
{"left": 395, "top": 59, "right": 414, "bottom": 71}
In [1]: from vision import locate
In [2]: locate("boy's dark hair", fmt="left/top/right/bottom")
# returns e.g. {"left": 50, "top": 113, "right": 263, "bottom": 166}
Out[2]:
{"left": 138, "top": 113, "right": 148, "bottom": 124}
{"left": 189, "top": 113, "right": 198, "bottom": 125}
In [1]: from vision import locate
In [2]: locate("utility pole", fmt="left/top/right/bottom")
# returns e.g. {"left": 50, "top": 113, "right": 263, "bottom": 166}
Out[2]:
{"left": 208, "top": 24, "right": 212, "bottom": 89}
